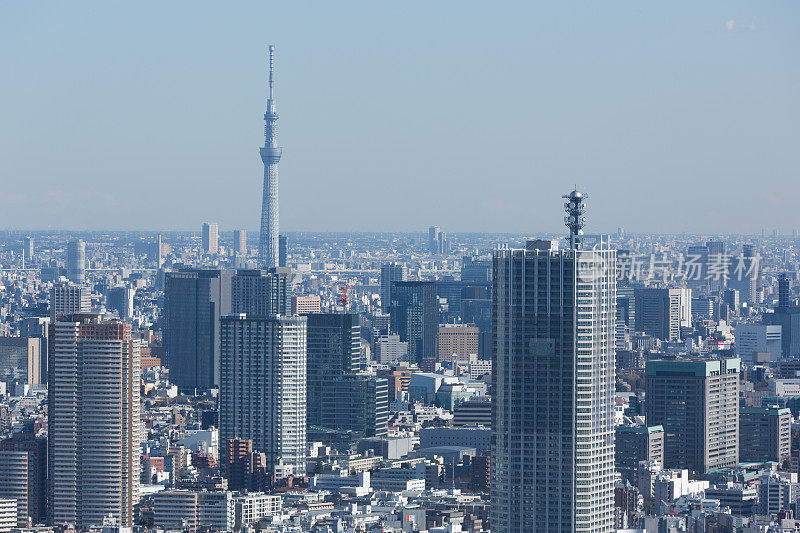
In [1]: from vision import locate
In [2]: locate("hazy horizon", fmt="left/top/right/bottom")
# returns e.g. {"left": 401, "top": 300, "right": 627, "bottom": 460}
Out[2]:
{"left": 1, "top": 2, "right": 798, "bottom": 234}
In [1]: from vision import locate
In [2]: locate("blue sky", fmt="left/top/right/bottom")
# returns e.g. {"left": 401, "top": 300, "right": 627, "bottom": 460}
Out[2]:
{"left": 1, "top": 2, "right": 798, "bottom": 234}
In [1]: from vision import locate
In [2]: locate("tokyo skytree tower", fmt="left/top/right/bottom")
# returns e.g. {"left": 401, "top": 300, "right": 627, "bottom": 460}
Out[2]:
{"left": 258, "top": 45, "right": 282, "bottom": 268}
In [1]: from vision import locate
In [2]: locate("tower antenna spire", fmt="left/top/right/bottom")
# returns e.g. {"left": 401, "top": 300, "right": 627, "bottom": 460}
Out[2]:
{"left": 268, "top": 44, "right": 275, "bottom": 99}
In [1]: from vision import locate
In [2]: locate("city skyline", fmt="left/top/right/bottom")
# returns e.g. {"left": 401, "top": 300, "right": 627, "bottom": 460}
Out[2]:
{"left": 1, "top": 2, "right": 798, "bottom": 233}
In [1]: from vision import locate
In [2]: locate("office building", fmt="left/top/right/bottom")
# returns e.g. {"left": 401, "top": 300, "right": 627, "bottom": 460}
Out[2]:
{"left": 306, "top": 313, "right": 362, "bottom": 428}
{"left": 634, "top": 288, "right": 683, "bottom": 341}
{"left": 377, "top": 368, "right": 412, "bottom": 401}
{"left": 163, "top": 269, "right": 232, "bottom": 390}
{"left": 48, "top": 315, "right": 140, "bottom": 527}
{"left": 320, "top": 374, "right": 388, "bottom": 438}
{"left": 291, "top": 295, "right": 321, "bottom": 315}
{"left": 736, "top": 324, "right": 782, "bottom": 363}
{"left": 704, "top": 484, "right": 756, "bottom": 516}
{"left": 50, "top": 283, "right": 90, "bottom": 322}
{"left": 202, "top": 223, "right": 219, "bottom": 255}
{"left": 106, "top": 286, "right": 134, "bottom": 320}
{"left": 645, "top": 358, "right": 739, "bottom": 473}
{"left": 491, "top": 191, "right": 616, "bottom": 532}
{"left": 0, "top": 432, "right": 46, "bottom": 525}
{"left": 615, "top": 426, "right": 664, "bottom": 480}
{"left": 278, "top": 235, "right": 287, "bottom": 268}
{"left": 66, "top": 239, "right": 85, "bottom": 284}
{"left": 461, "top": 256, "right": 492, "bottom": 284}
{"left": 728, "top": 244, "right": 758, "bottom": 305}
{"left": 219, "top": 314, "right": 307, "bottom": 477}
{"left": 233, "top": 229, "right": 247, "bottom": 255}
{"left": 231, "top": 268, "right": 290, "bottom": 317}
{"left": 23, "top": 237, "right": 34, "bottom": 263}
{"left": 380, "top": 263, "right": 407, "bottom": 312}
{"left": 152, "top": 491, "right": 235, "bottom": 532}
{"left": 739, "top": 406, "right": 791, "bottom": 463}
{"left": 758, "top": 472, "right": 799, "bottom": 516}
{"left": 0, "top": 337, "right": 41, "bottom": 388}
{"left": 19, "top": 318, "right": 49, "bottom": 383}
{"left": 259, "top": 46, "right": 282, "bottom": 268}
{"left": 437, "top": 324, "right": 479, "bottom": 363}
{"left": 428, "top": 226, "right": 448, "bottom": 255}
{"left": 764, "top": 274, "right": 800, "bottom": 358}
{"left": 686, "top": 244, "right": 709, "bottom": 291}
{"left": 389, "top": 281, "right": 437, "bottom": 365}
{"left": 453, "top": 397, "right": 492, "bottom": 427}
{"left": 706, "top": 240, "right": 727, "bottom": 292}
{"left": 375, "top": 334, "right": 408, "bottom": 363}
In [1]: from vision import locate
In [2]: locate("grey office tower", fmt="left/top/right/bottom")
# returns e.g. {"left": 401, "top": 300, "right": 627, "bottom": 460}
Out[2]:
{"left": 491, "top": 191, "right": 616, "bottom": 532}
{"left": 163, "top": 269, "right": 232, "bottom": 391}
{"left": 389, "top": 281, "right": 437, "bottom": 365}
{"left": 306, "top": 313, "right": 363, "bottom": 428}
{"left": 380, "top": 263, "right": 408, "bottom": 312}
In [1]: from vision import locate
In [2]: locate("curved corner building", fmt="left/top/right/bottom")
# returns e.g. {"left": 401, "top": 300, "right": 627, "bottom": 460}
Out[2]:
{"left": 258, "top": 45, "right": 282, "bottom": 269}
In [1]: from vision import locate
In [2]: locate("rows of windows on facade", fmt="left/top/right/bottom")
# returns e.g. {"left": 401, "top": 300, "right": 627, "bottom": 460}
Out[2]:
{"left": 4, "top": 204, "right": 800, "bottom": 532}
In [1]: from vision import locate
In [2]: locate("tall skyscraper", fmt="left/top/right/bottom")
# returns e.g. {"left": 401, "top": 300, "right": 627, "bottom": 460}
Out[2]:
{"left": 645, "top": 358, "right": 739, "bottom": 473}
{"left": 633, "top": 288, "right": 684, "bottom": 341}
{"left": 106, "top": 286, "right": 135, "bottom": 320}
{"left": 380, "top": 262, "right": 407, "bottom": 311}
{"left": 233, "top": 229, "right": 247, "bottom": 255}
{"left": 259, "top": 45, "right": 282, "bottom": 268}
{"left": 428, "top": 226, "right": 449, "bottom": 255}
{"left": 306, "top": 313, "right": 363, "bottom": 428}
{"left": 278, "top": 234, "right": 288, "bottom": 268}
{"left": 23, "top": 236, "right": 34, "bottom": 263}
{"left": 389, "top": 281, "right": 437, "bottom": 365}
{"left": 219, "top": 314, "right": 306, "bottom": 477}
{"left": 778, "top": 272, "right": 791, "bottom": 309}
{"left": 47, "top": 315, "right": 140, "bottom": 527}
{"left": 163, "top": 269, "right": 232, "bottom": 391}
{"left": 491, "top": 191, "right": 616, "bottom": 532}
{"left": 763, "top": 274, "right": 800, "bottom": 358}
{"left": 66, "top": 239, "right": 85, "bottom": 284}
{"left": 728, "top": 244, "right": 758, "bottom": 305}
{"left": 202, "top": 223, "right": 219, "bottom": 255}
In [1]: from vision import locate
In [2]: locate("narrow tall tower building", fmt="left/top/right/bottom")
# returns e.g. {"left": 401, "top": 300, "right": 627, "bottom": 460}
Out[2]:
{"left": 259, "top": 45, "right": 282, "bottom": 268}
{"left": 491, "top": 191, "right": 616, "bottom": 532}
{"left": 48, "top": 315, "right": 140, "bottom": 527}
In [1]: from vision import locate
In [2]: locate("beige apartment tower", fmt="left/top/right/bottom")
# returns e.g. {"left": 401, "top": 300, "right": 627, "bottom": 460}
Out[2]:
{"left": 47, "top": 315, "right": 140, "bottom": 527}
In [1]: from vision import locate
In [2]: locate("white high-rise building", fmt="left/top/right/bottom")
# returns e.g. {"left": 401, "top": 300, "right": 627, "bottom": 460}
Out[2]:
{"left": 491, "top": 191, "right": 616, "bottom": 532}
{"left": 202, "top": 223, "right": 219, "bottom": 255}
{"left": 219, "top": 314, "right": 307, "bottom": 477}
{"left": 66, "top": 239, "right": 85, "bottom": 284}
{"left": 47, "top": 315, "right": 140, "bottom": 527}
{"left": 50, "top": 282, "right": 90, "bottom": 322}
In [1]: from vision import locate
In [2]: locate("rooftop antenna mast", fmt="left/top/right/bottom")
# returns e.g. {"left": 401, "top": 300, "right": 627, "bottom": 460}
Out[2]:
{"left": 563, "top": 189, "right": 588, "bottom": 250}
